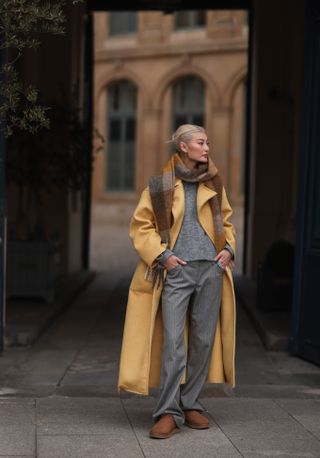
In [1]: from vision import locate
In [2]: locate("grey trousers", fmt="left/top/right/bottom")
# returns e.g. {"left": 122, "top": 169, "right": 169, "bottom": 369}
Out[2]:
{"left": 153, "top": 260, "right": 223, "bottom": 427}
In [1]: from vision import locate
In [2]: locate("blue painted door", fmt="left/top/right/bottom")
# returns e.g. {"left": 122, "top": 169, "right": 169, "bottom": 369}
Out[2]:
{"left": 0, "top": 48, "right": 6, "bottom": 352}
{"left": 291, "top": 0, "right": 320, "bottom": 364}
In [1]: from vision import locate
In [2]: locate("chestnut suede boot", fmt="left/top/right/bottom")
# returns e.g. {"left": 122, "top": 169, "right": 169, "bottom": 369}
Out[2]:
{"left": 184, "top": 410, "right": 209, "bottom": 429}
{"left": 149, "top": 414, "right": 180, "bottom": 439}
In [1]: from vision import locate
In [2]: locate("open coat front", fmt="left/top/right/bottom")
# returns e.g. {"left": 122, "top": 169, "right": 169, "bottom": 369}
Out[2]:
{"left": 118, "top": 177, "right": 236, "bottom": 395}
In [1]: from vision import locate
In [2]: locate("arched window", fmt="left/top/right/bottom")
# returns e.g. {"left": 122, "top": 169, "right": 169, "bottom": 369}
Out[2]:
{"left": 106, "top": 80, "right": 137, "bottom": 191}
{"left": 172, "top": 76, "right": 205, "bottom": 129}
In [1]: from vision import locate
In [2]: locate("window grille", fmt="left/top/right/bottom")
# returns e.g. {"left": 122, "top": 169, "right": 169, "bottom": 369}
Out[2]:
{"left": 172, "top": 76, "right": 205, "bottom": 130}
{"left": 109, "top": 12, "right": 137, "bottom": 36}
{"left": 106, "top": 80, "right": 137, "bottom": 191}
{"left": 174, "top": 11, "right": 206, "bottom": 30}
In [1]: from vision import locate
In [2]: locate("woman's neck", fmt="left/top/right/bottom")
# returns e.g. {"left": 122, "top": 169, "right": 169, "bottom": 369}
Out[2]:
{"left": 181, "top": 155, "right": 198, "bottom": 171}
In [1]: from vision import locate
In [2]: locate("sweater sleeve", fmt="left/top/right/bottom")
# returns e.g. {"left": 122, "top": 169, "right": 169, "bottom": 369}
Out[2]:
{"left": 157, "top": 248, "right": 174, "bottom": 265}
{"left": 223, "top": 243, "right": 234, "bottom": 259}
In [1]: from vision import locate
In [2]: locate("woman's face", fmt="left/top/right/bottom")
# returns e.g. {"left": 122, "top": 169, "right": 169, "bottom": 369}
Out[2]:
{"left": 180, "top": 132, "right": 210, "bottom": 166}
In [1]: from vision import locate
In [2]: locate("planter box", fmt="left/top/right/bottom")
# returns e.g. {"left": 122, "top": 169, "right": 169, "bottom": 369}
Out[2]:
{"left": 7, "top": 241, "right": 61, "bottom": 304}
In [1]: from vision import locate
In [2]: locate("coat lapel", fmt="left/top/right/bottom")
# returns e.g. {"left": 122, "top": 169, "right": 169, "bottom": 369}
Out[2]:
{"left": 197, "top": 183, "right": 217, "bottom": 244}
{"left": 170, "top": 178, "right": 184, "bottom": 248}
{"left": 197, "top": 182, "right": 217, "bottom": 211}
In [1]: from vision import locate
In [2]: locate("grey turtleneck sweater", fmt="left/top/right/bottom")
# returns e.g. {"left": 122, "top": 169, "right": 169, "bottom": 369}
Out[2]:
{"left": 158, "top": 182, "right": 222, "bottom": 264}
{"left": 174, "top": 181, "right": 217, "bottom": 260}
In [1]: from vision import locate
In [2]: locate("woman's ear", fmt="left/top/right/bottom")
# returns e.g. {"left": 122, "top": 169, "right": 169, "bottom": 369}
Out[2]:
{"left": 179, "top": 141, "right": 188, "bottom": 153}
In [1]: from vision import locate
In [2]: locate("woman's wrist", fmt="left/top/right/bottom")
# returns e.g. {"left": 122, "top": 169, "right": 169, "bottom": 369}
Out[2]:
{"left": 223, "top": 244, "right": 234, "bottom": 259}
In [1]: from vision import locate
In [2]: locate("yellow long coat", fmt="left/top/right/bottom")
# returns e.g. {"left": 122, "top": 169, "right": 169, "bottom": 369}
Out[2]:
{"left": 118, "top": 177, "right": 236, "bottom": 395}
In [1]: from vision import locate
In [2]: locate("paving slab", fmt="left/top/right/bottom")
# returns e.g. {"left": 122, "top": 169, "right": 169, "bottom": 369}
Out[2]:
{"left": 233, "top": 384, "right": 320, "bottom": 399}
{"left": 0, "top": 398, "right": 35, "bottom": 405}
{"left": 275, "top": 399, "right": 320, "bottom": 440}
{"left": 36, "top": 397, "right": 128, "bottom": 435}
{"left": 0, "top": 400, "right": 35, "bottom": 425}
{"left": 203, "top": 398, "right": 320, "bottom": 457}
{"left": 37, "top": 434, "right": 143, "bottom": 458}
{"left": 243, "top": 452, "right": 318, "bottom": 458}
{"left": 55, "top": 384, "right": 120, "bottom": 398}
{"left": 0, "top": 425, "right": 35, "bottom": 456}
{"left": 205, "top": 398, "right": 289, "bottom": 422}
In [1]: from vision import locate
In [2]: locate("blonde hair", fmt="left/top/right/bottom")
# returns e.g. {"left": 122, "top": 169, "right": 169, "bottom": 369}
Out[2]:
{"left": 169, "top": 124, "right": 206, "bottom": 154}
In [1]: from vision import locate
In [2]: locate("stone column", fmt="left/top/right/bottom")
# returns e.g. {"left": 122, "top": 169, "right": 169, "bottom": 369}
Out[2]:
{"left": 137, "top": 108, "right": 162, "bottom": 193}
{"left": 211, "top": 107, "right": 232, "bottom": 187}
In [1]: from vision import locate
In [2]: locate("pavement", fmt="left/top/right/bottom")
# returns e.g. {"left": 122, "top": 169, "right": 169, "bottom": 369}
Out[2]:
{"left": 0, "top": 204, "right": 319, "bottom": 457}
{"left": 234, "top": 275, "right": 291, "bottom": 352}
{"left": 5, "top": 270, "right": 95, "bottom": 347}
{"left": 0, "top": 270, "right": 320, "bottom": 457}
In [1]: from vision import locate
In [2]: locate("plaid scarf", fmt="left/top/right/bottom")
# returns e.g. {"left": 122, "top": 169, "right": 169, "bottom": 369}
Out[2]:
{"left": 148, "top": 153, "right": 226, "bottom": 286}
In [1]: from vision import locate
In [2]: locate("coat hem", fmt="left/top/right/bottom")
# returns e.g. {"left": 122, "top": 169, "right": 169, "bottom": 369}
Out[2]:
{"left": 118, "top": 385, "right": 149, "bottom": 396}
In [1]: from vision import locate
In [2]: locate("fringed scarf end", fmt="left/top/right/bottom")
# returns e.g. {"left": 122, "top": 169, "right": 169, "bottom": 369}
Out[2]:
{"left": 151, "top": 264, "right": 165, "bottom": 289}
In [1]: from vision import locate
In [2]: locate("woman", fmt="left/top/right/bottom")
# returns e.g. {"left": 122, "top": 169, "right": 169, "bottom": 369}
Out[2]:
{"left": 118, "top": 124, "right": 236, "bottom": 439}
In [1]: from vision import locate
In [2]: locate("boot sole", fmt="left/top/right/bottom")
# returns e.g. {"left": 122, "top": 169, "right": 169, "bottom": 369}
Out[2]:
{"left": 185, "top": 422, "right": 209, "bottom": 430}
{"left": 149, "top": 427, "right": 180, "bottom": 439}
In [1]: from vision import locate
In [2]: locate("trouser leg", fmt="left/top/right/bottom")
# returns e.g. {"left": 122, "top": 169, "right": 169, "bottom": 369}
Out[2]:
{"left": 152, "top": 265, "right": 194, "bottom": 426}
{"left": 180, "top": 261, "right": 223, "bottom": 412}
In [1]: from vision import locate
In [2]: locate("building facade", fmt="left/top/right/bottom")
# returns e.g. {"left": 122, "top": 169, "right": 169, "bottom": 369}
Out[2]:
{"left": 92, "top": 9, "right": 248, "bottom": 270}
{"left": 1, "top": 0, "right": 319, "bottom": 364}
{"left": 93, "top": 11, "right": 248, "bottom": 198}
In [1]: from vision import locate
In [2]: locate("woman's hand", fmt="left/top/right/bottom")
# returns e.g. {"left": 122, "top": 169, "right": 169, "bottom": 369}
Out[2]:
{"left": 213, "top": 249, "right": 232, "bottom": 269}
{"left": 164, "top": 255, "right": 187, "bottom": 271}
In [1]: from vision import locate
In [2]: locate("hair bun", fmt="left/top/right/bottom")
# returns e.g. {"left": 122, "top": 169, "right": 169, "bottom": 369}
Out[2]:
{"left": 170, "top": 124, "right": 206, "bottom": 153}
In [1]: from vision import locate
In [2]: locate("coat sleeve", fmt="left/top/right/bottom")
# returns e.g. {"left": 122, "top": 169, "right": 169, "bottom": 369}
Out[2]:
{"left": 129, "top": 187, "right": 168, "bottom": 267}
{"left": 221, "top": 186, "right": 236, "bottom": 257}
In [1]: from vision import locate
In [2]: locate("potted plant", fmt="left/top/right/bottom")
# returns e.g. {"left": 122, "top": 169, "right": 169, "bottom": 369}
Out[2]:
{"left": 6, "top": 94, "right": 102, "bottom": 303}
